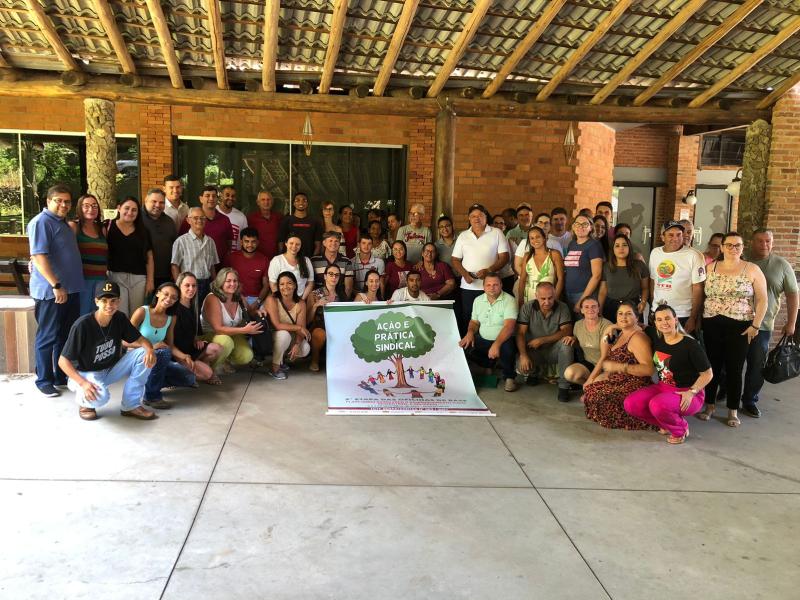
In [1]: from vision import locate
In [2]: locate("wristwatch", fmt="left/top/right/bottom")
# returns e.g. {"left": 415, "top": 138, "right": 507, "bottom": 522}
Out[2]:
{"left": 689, "top": 388, "right": 698, "bottom": 394}
{"left": 52, "top": 282, "right": 62, "bottom": 290}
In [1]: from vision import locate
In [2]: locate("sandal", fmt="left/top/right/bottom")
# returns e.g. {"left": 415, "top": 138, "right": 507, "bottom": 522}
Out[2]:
{"left": 78, "top": 407, "right": 98, "bottom": 421}
{"left": 221, "top": 362, "right": 236, "bottom": 374}
{"left": 667, "top": 433, "right": 687, "bottom": 445}
{"left": 204, "top": 375, "right": 223, "bottom": 386}
{"left": 696, "top": 406, "right": 715, "bottom": 421}
{"left": 658, "top": 428, "right": 669, "bottom": 435}
{"left": 727, "top": 414, "right": 741, "bottom": 428}
{"left": 309, "top": 363, "right": 320, "bottom": 372}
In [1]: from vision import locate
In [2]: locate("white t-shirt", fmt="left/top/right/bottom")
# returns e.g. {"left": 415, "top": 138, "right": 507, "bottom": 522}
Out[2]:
{"left": 451, "top": 225, "right": 510, "bottom": 291}
{"left": 268, "top": 254, "right": 315, "bottom": 296}
{"left": 515, "top": 238, "right": 562, "bottom": 257}
{"left": 548, "top": 231, "right": 572, "bottom": 256}
{"left": 390, "top": 288, "right": 431, "bottom": 302}
{"left": 218, "top": 207, "right": 248, "bottom": 251}
{"left": 649, "top": 245, "right": 707, "bottom": 317}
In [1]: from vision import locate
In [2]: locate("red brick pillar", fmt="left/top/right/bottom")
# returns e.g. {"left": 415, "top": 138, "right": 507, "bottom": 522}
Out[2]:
{"left": 573, "top": 122, "right": 615, "bottom": 216}
{"left": 663, "top": 126, "right": 699, "bottom": 231}
{"left": 138, "top": 104, "right": 173, "bottom": 198}
{"left": 407, "top": 117, "right": 435, "bottom": 225}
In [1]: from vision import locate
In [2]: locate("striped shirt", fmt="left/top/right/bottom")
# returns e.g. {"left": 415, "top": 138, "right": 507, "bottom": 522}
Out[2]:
{"left": 76, "top": 229, "right": 108, "bottom": 280}
{"left": 171, "top": 231, "right": 219, "bottom": 280}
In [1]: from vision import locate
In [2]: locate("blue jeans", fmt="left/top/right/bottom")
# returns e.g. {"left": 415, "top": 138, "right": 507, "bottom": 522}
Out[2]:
{"left": 79, "top": 279, "right": 103, "bottom": 316}
{"left": 469, "top": 334, "right": 517, "bottom": 380}
{"left": 34, "top": 293, "right": 80, "bottom": 389}
{"left": 145, "top": 347, "right": 197, "bottom": 401}
{"left": 459, "top": 288, "right": 484, "bottom": 336}
{"left": 68, "top": 347, "right": 150, "bottom": 410}
{"left": 741, "top": 329, "right": 772, "bottom": 406}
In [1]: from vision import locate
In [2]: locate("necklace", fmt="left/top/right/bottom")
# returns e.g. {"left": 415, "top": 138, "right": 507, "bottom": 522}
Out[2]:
{"left": 96, "top": 317, "right": 112, "bottom": 342}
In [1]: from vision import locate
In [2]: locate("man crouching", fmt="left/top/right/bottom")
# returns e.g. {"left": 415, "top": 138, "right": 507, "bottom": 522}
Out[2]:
{"left": 58, "top": 280, "right": 157, "bottom": 421}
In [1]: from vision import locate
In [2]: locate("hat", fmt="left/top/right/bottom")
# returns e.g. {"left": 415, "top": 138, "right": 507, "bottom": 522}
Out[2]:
{"left": 662, "top": 220, "right": 685, "bottom": 233}
{"left": 95, "top": 280, "right": 121, "bottom": 299}
{"left": 467, "top": 203, "right": 491, "bottom": 221}
{"left": 516, "top": 202, "right": 533, "bottom": 212}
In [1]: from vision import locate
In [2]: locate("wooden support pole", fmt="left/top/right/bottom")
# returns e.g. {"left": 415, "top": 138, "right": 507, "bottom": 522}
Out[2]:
{"left": 427, "top": 0, "right": 492, "bottom": 98}
{"left": 24, "top": 0, "right": 80, "bottom": 71}
{"left": 84, "top": 98, "right": 117, "bottom": 209}
{"left": 203, "top": 0, "right": 228, "bottom": 90}
{"left": 144, "top": 0, "right": 184, "bottom": 88}
{"left": 756, "top": 71, "right": 800, "bottom": 109}
{"left": 62, "top": 70, "right": 88, "bottom": 87}
{"left": 373, "top": 0, "right": 419, "bottom": 97}
{"left": 261, "top": 0, "right": 280, "bottom": 92}
{"left": 90, "top": 0, "right": 137, "bottom": 74}
{"left": 389, "top": 87, "right": 425, "bottom": 100}
{"left": 482, "top": 0, "right": 568, "bottom": 99}
{"left": 318, "top": 0, "right": 348, "bottom": 94}
{"left": 434, "top": 106, "right": 455, "bottom": 221}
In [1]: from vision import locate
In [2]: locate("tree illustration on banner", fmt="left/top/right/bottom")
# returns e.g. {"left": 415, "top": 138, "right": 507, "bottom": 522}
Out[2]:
{"left": 351, "top": 311, "right": 436, "bottom": 388}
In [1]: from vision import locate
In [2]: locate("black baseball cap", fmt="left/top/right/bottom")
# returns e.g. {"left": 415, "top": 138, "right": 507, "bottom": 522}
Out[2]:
{"left": 95, "top": 280, "right": 121, "bottom": 299}
{"left": 662, "top": 220, "right": 685, "bottom": 233}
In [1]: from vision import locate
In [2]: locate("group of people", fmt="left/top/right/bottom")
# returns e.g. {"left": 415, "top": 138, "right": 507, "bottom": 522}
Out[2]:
{"left": 28, "top": 181, "right": 797, "bottom": 440}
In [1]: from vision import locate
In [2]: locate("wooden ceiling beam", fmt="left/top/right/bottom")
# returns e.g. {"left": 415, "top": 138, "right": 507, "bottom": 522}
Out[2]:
{"left": 24, "top": 0, "right": 80, "bottom": 71}
{"left": 590, "top": 0, "right": 708, "bottom": 105}
{"left": 143, "top": 0, "right": 184, "bottom": 88}
{"left": 633, "top": 0, "right": 764, "bottom": 107}
{"left": 318, "top": 0, "right": 348, "bottom": 94}
{"left": 482, "top": 0, "right": 568, "bottom": 99}
{"left": 203, "top": 0, "right": 228, "bottom": 89}
{"left": 536, "top": 0, "right": 633, "bottom": 102}
{"left": 261, "top": 0, "right": 280, "bottom": 92}
{"left": 373, "top": 0, "right": 419, "bottom": 97}
{"left": 90, "top": 0, "right": 136, "bottom": 74}
{"left": 689, "top": 15, "right": 800, "bottom": 108}
{"left": 427, "top": 0, "right": 492, "bottom": 98}
{"left": 756, "top": 70, "right": 800, "bottom": 109}
{"left": 0, "top": 76, "right": 771, "bottom": 125}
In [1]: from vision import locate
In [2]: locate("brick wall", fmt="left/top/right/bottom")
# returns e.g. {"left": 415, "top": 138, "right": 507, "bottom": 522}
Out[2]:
{"left": 407, "top": 118, "right": 435, "bottom": 223}
{"left": 574, "top": 122, "right": 615, "bottom": 214}
{"left": 614, "top": 125, "right": 672, "bottom": 169}
{"left": 137, "top": 104, "right": 172, "bottom": 197}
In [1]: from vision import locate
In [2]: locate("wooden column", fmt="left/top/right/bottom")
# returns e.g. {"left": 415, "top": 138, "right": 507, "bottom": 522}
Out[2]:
{"left": 737, "top": 119, "right": 772, "bottom": 246}
{"left": 84, "top": 98, "right": 117, "bottom": 208}
{"left": 433, "top": 107, "right": 455, "bottom": 220}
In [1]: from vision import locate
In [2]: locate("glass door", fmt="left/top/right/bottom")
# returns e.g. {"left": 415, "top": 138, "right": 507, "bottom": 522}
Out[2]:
{"left": 614, "top": 186, "right": 656, "bottom": 263}
{"left": 693, "top": 187, "right": 731, "bottom": 250}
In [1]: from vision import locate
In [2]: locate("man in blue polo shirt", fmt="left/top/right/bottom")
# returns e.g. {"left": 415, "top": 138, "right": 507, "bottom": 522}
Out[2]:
{"left": 27, "top": 183, "right": 83, "bottom": 397}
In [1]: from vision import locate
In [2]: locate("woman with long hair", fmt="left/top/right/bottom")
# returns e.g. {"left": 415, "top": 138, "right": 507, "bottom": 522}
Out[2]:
{"left": 268, "top": 234, "right": 315, "bottom": 301}
{"left": 354, "top": 270, "right": 384, "bottom": 304}
{"left": 582, "top": 301, "right": 655, "bottom": 430}
{"left": 106, "top": 196, "right": 154, "bottom": 316}
{"left": 368, "top": 219, "right": 391, "bottom": 260}
{"left": 418, "top": 242, "right": 455, "bottom": 300}
{"left": 173, "top": 272, "right": 223, "bottom": 385}
{"left": 598, "top": 234, "right": 649, "bottom": 322}
{"left": 624, "top": 304, "right": 712, "bottom": 444}
{"left": 321, "top": 201, "right": 343, "bottom": 237}
{"left": 384, "top": 240, "right": 413, "bottom": 298}
{"left": 201, "top": 267, "right": 266, "bottom": 373}
{"left": 68, "top": 193, "right": 109, "bottom": 315}
{"left": 517, "top": 226, "right": 564, "bottom": 307}
{"left": 307, "top": 263, "right": 345, "bottom": 372}
{"left": 130, "top": 282, "right": 197, "bottom": 409}
{"left": 266, "top": 271, "right": 311, "bottom": 379}
{"left": 593, "top": 215, "right": 610, "bottom": 257}
{"left": 696, "top": 231, "right": 767, "bottom": 428}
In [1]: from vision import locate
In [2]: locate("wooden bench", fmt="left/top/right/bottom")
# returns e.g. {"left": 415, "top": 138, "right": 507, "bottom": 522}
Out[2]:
{"left": 0, "top": 295, "right": 36, "bottom": 374}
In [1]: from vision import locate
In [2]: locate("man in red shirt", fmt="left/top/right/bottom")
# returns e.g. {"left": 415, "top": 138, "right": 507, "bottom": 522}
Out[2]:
{"left": 247, "top": 190, "right": 282, "bottom": 261}
{"left": 178, "top": 185, "right": 232, "bottom": 265}
{"left": 224, "top": 227, "right": 270, "bottom": 313}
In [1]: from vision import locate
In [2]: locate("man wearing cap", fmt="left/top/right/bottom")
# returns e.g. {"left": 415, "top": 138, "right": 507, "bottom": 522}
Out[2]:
{"left": 451, "top": 204, "right": 510, "bottom": 333}
{"left": 648, "top": 221, "right": 706, "bottom": 332}
{"left": 58, "top": 280, "right": 158, "bottom": 421}
{"left": 312, "top": 230, "right": 354, "bottom": 297}
{"left": 506, "top": 203, "right": 533, "bottom": 247}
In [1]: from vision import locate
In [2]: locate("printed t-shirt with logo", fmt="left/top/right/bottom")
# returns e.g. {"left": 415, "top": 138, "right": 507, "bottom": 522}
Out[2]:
{"left": 648, "top": 246, "right": 706, "bottom": 318}
{"left": 652, "top": 335, "right": 710, "bottom": 388}
{"left": 61, "top": 312, "right": 142, "bottom": 372}
{"left": 563, "top": 238, "right": 604, "bottom": 296}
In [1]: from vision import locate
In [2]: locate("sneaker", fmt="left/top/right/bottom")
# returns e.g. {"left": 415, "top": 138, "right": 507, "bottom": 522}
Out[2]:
{"left": 143, "top": 398, "right": 172, "bottom": 410}
{"left": 269, "top": 369, "right": 287, "bottom": 380}
{"left": 278, "top": 363, "right": 290, "bottom": 373}
{"left": 38, "top": 385, "right": 60, "bottom": 398}
{"left": 120, "top": 406, "right": 158, "bottom": 420}
{"left": 742, "top": 403, "right": 761, "bottom": 418}
{"left": 504, "top": 378, "right": 519, "bottom": 392}
{"left": 557, "top": 387, "right": 571, "bottom": 402}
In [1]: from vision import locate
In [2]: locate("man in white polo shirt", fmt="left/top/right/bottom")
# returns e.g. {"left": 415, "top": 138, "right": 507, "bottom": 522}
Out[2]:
{"left": 451, "top": 203, "right": 510, "bottom": 334}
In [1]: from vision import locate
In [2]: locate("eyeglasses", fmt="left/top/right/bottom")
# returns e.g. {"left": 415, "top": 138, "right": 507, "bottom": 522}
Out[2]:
{"left": 326, "top": 272, "right": 341, "bottom": 277}
{"left": 83, "top": 204, "right": 100, "bottom": 210}
{"left": 723, "top": 243, "right": 743, "bottom": 250}
{"left": 574, "top": 221, "right": 592, "bottom": 228}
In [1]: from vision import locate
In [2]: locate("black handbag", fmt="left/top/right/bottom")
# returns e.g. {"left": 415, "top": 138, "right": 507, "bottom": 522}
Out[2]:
{"left": 762, "top": 335, "right": 800, "bottom": 384}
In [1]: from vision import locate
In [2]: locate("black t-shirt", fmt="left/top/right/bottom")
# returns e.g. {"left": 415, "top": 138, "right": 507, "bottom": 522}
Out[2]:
{"left": 173, "top": 303, "right": 202, "bottom": 358}
{"left": 61, "top": 311, "right": 142, "bottom": 372}
{"left": 106, "top": 220, "right": 153, "bottom": 275}
{"left": 278, "top": 215, "right": 322, "bottom": 254}
{"left": 652, "top": 335, "right": 711, "bottom": 388}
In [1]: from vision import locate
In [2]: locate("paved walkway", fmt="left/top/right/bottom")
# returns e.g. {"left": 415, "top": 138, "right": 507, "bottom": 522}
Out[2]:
{"left": 1, "top": 371, "right": 798, "bottom": 599}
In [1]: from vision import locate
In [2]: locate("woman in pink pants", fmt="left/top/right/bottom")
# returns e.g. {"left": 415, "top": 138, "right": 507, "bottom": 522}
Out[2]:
{"left": 624, "top": 305, "right": 713, "bottom": 444}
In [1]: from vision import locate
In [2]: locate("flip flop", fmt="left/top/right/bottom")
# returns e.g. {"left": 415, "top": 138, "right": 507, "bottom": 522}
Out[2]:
{"left": 204, "top": 375, "right": 223, "bottom": 386}
{"left": 727, "top": 416, "right": 741, "bottom": 428}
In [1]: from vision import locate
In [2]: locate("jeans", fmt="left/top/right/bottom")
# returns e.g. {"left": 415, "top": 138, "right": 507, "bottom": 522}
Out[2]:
{"left": 459, "top": 288, "right": 484, "bottom": 335}
{"left": 520, "top": 341, "right": 574, "bottom": 389}
{"left": 34, "top": 293, "right": 80, "bottom": 389}
{"left": 144, "top": 347, "right": 197, "bottom": 401}
{"left": 624, "top": 382, "right": 705, "bottom": 437}
{"left": 68, "top": 347, "right": 150, "bottom": 410}
{"left": 79, "top": 279, "right": 104, "bottom": 316}
{"left": 703, "top": 315, "right": 751, "bottom": 410}
{"left": 470, "top": 334, "right": 517, "bottom": 380}
{"left": 741, "top": 329, "right": 772, "bottom": 406}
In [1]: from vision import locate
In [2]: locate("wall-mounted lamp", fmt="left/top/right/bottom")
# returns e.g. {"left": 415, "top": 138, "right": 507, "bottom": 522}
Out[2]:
{"left": 683, "top": 189, "right": 697, "bottom": 206}
{"left": 302, "top": 113, "right": 313, "bottom": 157}
{"left": 726, "top": 168, "right": 742, "bottom": 197}
{"left": 563, "top": 122, "right": 577, "bottom": 165}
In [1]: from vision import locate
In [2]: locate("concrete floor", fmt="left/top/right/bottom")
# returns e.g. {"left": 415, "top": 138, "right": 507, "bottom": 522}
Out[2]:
{"left": 1, "top": 370, "right": 798, "bottom": 600}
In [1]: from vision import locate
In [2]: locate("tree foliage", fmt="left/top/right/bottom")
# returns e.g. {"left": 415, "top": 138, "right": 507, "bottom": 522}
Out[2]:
{"left": 351, "top": 311, "right": 436, "bottom": 363}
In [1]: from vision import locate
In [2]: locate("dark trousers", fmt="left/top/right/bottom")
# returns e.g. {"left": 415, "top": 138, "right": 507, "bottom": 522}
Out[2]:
{"left": 469, "top": 334, "right": 517, "bottom": 380}
{"left": 34, "top": 293, "right": 80, "bottom": 389}
{"left": 703, "top": 315, "right": 751, "bottom": 410}
{"left": 741, "top": 329, "right": 772, "bottom": 406}
{"left": 459, "top": 288, "right": 484, "bottom": 336}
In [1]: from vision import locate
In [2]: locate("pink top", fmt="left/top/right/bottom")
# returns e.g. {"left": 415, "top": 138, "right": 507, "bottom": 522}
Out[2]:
{"left": 419, "top": 261, "right": 454, "bottom": 298}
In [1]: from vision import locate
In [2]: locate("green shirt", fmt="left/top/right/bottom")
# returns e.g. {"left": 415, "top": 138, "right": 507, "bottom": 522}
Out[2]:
{"left": 471, "top": 291, "right": 518, "bottom": 340}
{"left": 752, "top": 254, "right": 798, "bottom": 331}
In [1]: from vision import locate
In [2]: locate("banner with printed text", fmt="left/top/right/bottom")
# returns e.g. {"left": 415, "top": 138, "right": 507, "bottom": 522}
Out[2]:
{"left": 324, "top": 301, "right": 492, "bottom": 416}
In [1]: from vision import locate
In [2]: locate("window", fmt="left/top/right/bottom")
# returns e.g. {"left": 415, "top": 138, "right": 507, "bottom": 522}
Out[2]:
{"left": 176, "top": 138, "right": 406, "bottom": 220}
{"left": 699, "top": 129, "right": 745, "bottom": 167}
{"left": 0, "top": 132, "right": 140, "bottom": 235}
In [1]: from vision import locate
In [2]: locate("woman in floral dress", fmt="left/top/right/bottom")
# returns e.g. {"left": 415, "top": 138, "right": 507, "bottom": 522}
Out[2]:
{"left": 583, "top": 301, "right": 655, "bottom": 430}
